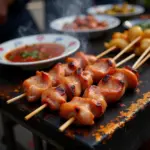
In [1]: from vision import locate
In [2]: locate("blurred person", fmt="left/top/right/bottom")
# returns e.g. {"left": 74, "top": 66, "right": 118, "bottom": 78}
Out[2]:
{"left": 0, "top": 0, "right": 39, "bottom": 43}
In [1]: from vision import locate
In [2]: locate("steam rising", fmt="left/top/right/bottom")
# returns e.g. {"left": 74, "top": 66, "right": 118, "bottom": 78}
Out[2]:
{"left": 18, "top": 0, "right": 94, "bottom": 52}
{"left": 63, "top": 0, "right": 93, "bottom": 51}
{"left": 55, "top": 0, "right": 93, "bottom": 17}
{"left": 47, "top": 0, "right": 94, "bottom": 52}
{"left": 18, "top": 21, "right": 38, "bottom": 37}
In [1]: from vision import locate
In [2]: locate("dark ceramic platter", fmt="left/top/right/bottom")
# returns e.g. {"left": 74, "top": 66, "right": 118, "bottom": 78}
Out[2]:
{"left": 0, "top": 35, "right": 150, "bottom": 150}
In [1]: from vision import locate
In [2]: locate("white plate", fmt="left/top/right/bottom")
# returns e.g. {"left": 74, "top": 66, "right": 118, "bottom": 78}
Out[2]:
{"left": 0, "top": 34, "right": 80, "bottom": 70}
{"left": 50, "top": 15, "right": 120, "bottom": 38}
{"left": 87, "top": 4, "right": 145, "bottom": 18}
{"left": 123, "top": 19, "right": 150, "bottom": 29}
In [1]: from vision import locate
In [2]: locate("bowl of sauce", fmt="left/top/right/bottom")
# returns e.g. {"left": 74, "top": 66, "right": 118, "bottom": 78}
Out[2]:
{"left": 5, "top": 43, "right": 65, "bottom": 62}
{"left": 0, "top": 34, "right": 80, "bottom": 70}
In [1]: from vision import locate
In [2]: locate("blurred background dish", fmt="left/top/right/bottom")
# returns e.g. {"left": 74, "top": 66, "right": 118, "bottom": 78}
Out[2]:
{"left": 140, "top": 14, "right": 150, "bottom": 19}
{"left": 50, "top": 15, "right": 120, "bottom": 38}
{"left": 0, "top": 34, "right": 80, "bottom": 70}
{"left": 87, "top": 3, "right": 145, "bottom": 20}
{"left": 123, "top": 18, "right": 150, "bottom": 29}
{"left": 104, "top": 25, "right": 150, "bottom": 56}
{"left": 62, "top": 15, "right": 109, "bottom": 31}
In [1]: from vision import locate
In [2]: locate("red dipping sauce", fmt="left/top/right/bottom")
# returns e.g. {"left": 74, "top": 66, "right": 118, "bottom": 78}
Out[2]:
{"left": 5, "top": 43, "right": 65, "bottom": 62}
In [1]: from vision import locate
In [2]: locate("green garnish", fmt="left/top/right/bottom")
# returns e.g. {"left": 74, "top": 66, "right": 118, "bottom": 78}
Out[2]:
{"left": 20, "top": 50, "right": 39, "bottom": 59}
{"left": 138, "top": 22, "right": 150, "bottom": 29}
{"left": 30, "top": 50, "right": 39, "bottom": 58}
{"left": 9, "top": 55, "right": 15, "bottom": 60}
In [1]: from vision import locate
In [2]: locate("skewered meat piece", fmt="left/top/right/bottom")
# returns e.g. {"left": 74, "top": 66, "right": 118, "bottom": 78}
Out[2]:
{"left": 23, "top": 63, "right": 66, "bottom": 102}
{"left": 83, "top": 85, "right": 107, "bottom": 116}
{"left": 23, "top": 71, "right": 51, "bottom": 102}
{"left": 60, "top": 96, "right": 106, "bottom": 125}
{"left": 98, "top": 75, "right": 126, "bottom": 104}
{"left": 112, "top": 31, "right": 128, "bottom": 40}
{"left": 75, "top": 68, "right": 93, "bottom": 90}
{"left": 85, "top": 58, "right": 116, "bottom": 83}
{"left": 135, "top": 38, "right": 150, "bottom": 55}
{"left": 64, "top": 52, "right": 97, "bottom": 76}
{"left": 23, "top": 63, "right": 65, "bottom": 102}
{"left": 66, "top": 58, "right": 84, "bottom": 75}
{"left": 59, "top": 75, "right": 82, "bottom": 99}
{"left": 41, "top": 76, "right": 81, "bottom": 110}
{"left": 97, "top": 66, "right": 138, "bottom": 104}
{"left": 113, "top": 66, "right": 139, "bottom": 89}
{"left": 86, "top": 54, "right": 97, "bottom": 64}
{"left": 42, "top": 85, "right": 67, "bottom": 111}
{"left": 112, "top": 69, "right": 128, "bottom": 88}
{"left": 41, "top": 74, "right": 83, "bottom": 111}
{"left": 48, "top": 63, "right": 66, "bottom": 86}
{"left": 66, "top": 52, "right": 96, "bottom": 72}
{"left": 105, "top": 38, "right": 129, "bottom": 50}
{"left": 128, "top": 26, "right": 143, "bottom": 42}
{"left": 143, "top": 29, "right": 150, "bottom": 38}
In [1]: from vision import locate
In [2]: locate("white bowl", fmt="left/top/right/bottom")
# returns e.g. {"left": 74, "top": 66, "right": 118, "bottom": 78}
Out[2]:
{"left": 87, "top": 4, "right": 145, "bottom": 18}
{"left": 50, "top": 15, "right": 120, "bottom": 38}
{"left": 0, "top": 34, "right": 80, "bottom": 70}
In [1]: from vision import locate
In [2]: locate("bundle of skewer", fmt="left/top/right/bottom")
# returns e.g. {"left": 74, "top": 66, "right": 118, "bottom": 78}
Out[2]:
{"left": 59, "top": 47, "right": 150, "bottom": 131}
{"left": 105, "top": 26, "right": 150, "bottom": 56}
{"left": 6, "top": 28, "right": 150, "bottom": 132}
{"left": 23, "top": 53, "right": 134, "bottom": 120}
{"left": 7, "top": 32, "right": 142, "bottom": 105}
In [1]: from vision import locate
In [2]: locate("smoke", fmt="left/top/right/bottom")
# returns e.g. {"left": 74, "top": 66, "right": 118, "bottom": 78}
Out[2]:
{"left": 54, "top": 0, "right": 93, "bottom": 17}
{"left": 17, "top": 0, "right": 94, "bottom": 52}
{"left": 48, "top": 0, "right": 93, "bottom": 52}
{"left": 18, "top": 21, "right": 38, "bottom": 37}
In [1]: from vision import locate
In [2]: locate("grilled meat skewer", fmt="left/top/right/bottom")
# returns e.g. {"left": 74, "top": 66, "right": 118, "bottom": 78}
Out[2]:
{"left": 60, "top": 66, "right": 138, "bottom": 125}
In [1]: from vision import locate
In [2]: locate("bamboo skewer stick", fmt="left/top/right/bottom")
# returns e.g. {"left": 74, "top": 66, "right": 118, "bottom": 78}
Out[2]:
{"left": 6, "top": 93, "right": 26, "bottom": 104}
{"left": 96, "top": 46, "right": 116, "bottom": 59}
{"left": 113, "top": 36, "right": 141, "bottom": 61}
{"left": 24, "top": 54, "right": 135, "bottom": 121}
{"left": 59, "top": 117, "right": 75, "bottom": 132}
{"left": 132, "top": 46, "right": 150, "bottom": 69}
{"left": 25, "top": 104, "right": 47, "bottom": 121}
{"left": 116, "top": 54, "right": 135, "bottom": 67}
{"left": 25, "top": 104, "right": 48, "bottom": 120}
{"left": 134, "top": 53, "right": 150, "bottom": 70}
{"left": 59, "top": 50, "right": 150, "bottom": 132}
